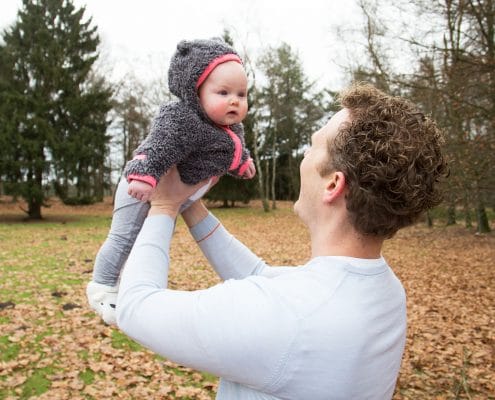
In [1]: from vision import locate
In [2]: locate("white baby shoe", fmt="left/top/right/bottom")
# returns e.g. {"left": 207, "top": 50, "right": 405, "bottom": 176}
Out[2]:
{"left": 86, "top": 281, "right": 118, "bottom": 325}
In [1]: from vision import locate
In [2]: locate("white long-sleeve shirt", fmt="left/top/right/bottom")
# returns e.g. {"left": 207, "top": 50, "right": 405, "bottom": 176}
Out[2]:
{"left": 117, "top": 213, "right": 407, "bottom": 400}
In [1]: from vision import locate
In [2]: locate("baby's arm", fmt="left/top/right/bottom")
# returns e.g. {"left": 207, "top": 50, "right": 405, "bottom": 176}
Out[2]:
{"left": 228, "top": 123, "right": 256, "bottom": 179}
{"left": 124, "top": 104, "right": 194, "bottom": 187}
{"left": 240, "top": 158, "right": 255, "bottom": 179}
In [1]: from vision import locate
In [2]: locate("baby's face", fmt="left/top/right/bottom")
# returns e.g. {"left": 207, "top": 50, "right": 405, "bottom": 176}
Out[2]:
{"left": 198, "top": 61, "right": 248, "bottom": 126}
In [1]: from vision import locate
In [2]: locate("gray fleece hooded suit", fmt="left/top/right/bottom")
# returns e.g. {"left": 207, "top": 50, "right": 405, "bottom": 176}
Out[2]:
{"left": 91, "top": 38, "right": 252, "bottom": 288}
{"left": 124, "top": 38, "right": 252, "bottom": 187}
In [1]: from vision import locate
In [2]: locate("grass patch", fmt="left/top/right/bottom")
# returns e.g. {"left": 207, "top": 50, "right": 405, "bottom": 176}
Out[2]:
{"left": 111, "top": 329, "right": 143, "bottom": 351}
{"left": 21, "top": 366, "right": 56, "bottom": 398}
{"left": 79, "top": 368, "right": 96, "bottom": 385}
{"left": 78, "top": 349, "right": 90, "bottom": 361}
{"left": 0, "top": 335, "right": 21, "bottom": 361}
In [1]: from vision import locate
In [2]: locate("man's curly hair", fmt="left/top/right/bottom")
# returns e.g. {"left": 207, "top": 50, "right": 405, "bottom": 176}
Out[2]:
{"left": 323, "top": 83, "right": 448, "bottom": 238}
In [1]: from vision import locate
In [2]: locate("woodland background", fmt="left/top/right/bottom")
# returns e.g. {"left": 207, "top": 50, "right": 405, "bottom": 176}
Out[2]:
{"left": 0, "top": 0, "right": 494, "bottom": 231}
{"left": 0, "top": 0, "right": 494, "bottom": 399}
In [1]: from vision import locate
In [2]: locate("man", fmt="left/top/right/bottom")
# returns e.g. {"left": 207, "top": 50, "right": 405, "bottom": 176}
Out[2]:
{"left": 116, "top": 83, "right": 447, "bottom": 399}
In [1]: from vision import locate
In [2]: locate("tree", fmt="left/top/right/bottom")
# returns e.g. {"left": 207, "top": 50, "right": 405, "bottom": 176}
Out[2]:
{"left": 351, "top": 0, "right": 393, "bottom": 92}
{"left": 109, "top": 75, "right": 155, "bottom": 179}
{"left": 341, "top": 0, "right": 494, "bottom": 231}
{"left": 105, "top": 69, "right": 174, "bottom": 200}
{"left": 257, "top": 43, "right": 327, "bottom": 209}
{"left": 0, "top": 0, "right": 112, "bottom": 218}
{"left": 463, "top": 0, "right": 494, "bottom": 232}
{"left": 239, "top": 35, "right": 270, "bottom": 212}
{"left": 415, "top": 0, "right": 494, "bottom": 232}
{"left": 52, "top": 70, "right": 112, "bottom": 204}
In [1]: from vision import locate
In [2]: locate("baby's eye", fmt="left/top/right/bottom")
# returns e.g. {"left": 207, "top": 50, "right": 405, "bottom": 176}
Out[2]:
{"left": 238, "top": 92, "right": 246, "bottom": 97}
{"left": 218, "top": 90, "right": 228, "bottom": 95}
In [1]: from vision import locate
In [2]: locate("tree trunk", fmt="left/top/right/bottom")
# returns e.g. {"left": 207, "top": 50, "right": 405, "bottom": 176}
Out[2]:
{"left": 476, "top": 203, "right": 491, "bottom": 233}
{"left": 27, "top": 165, "right": 43, "bottom": 220}
{"left": 463, "top": 196, "right": 472, "bottom": 228}
{"left": 28, "top": 197, "right": 42, "bottom": 219}
{"left": 475, "top": 180, "right": 491, "bottom": 233}
{"left": 95, "top": 167, "right": 104, "bottom": 202}
{"left": 426, "top": 210, "right": 433, "bottom": 228}
{"left": 252, "top": 128, "right": 269, "bottom": 212}
{"left": 270, "top": 140, "right": 277, "bottom": 210}
{"left": 287, "top": 148, "right": 295, "bottom": 200}
{"left": 446, "top": 204, "right": 456, "bottom": 225}
{"left": 465, "top": 208, "right": 472, "bottom": 229}
{"left": 264, "top": 159, "right": 270, "bottom": 206}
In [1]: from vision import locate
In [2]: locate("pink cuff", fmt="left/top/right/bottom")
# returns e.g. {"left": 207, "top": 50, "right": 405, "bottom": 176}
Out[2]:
{"left": 238, "top": 158, "right": 253, "bottom": 177}
{"left": 133, "top": 154, "right": 147, "bottom": 160}
{"left": 127, "top": 174, "right": 157, "bottom": 188}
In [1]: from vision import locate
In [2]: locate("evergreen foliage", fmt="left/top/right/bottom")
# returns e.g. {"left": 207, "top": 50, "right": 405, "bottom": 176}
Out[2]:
{"left": 256, "top": 43, "right": 328, "bottom": 207}
{"left": 0, "top": 0, "right": 112, "bottom": 217}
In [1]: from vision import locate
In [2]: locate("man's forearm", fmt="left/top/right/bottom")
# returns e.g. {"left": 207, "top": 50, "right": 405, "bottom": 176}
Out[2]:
{"left": 185, "top": 202, "right": 297, "bottom": 280}
{"left": 181, "top": 200, "right": 209, "bottom": 228}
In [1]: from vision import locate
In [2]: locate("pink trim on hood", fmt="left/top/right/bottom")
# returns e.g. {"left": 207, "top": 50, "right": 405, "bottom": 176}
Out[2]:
{"left": 196, "top": 54, "right": 242, "bottom": 89}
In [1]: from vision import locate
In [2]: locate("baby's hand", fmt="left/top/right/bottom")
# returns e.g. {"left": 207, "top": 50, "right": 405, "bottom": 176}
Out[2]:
{"left": 128, "top": 180, "right": 154, "bottom": 202}
{"left": 242, "top": 159, "right": 256, "bottom": 179}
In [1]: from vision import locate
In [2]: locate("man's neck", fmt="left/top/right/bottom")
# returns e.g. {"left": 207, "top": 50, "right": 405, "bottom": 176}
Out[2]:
{"left": 309, "top": 218, "right": 384, "bottom": 260}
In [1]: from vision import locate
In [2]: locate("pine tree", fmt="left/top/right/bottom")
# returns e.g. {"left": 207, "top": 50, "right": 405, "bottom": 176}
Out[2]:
{"left": 257, "top": 43, "right": 327, "bottom": 207}
{"left": 0, "top": 0, "right": 112, "bottom": 218}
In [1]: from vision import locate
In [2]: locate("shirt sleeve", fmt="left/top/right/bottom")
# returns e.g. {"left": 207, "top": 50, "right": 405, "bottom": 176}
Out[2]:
{"left": 189, "top": 212, "right": 298, "bottom": 280}
{"left": 116, "top": 215, "right": 297, "bottom": 391}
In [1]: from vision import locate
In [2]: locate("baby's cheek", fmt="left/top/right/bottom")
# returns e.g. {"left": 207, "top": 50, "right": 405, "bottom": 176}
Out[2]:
{"left": 210, "top": 100, "right": 228, "bottom": 115}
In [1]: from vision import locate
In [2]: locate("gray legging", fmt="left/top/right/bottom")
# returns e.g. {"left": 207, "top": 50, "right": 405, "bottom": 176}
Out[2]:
{"left": 92, "top": 176, "right": 210, "bottom": 285}
{"left": 92, "top": 178, "right": 150, "bottom": 286}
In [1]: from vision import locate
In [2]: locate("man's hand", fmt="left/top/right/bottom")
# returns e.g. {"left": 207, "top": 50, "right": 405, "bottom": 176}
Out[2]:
{"left": 149, "top": 166, "right": 210, "bottom": 217}
{"left": 128, "top": 180, "right": 154, "bottom": 202}
{"left": 242, "top": 159, "right": 256, "bottom": 179}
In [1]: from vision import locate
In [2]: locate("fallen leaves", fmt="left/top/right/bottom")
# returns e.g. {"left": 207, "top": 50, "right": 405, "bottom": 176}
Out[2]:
{"left": 0, "top": 198, "right": 493, "bottom": 398}
{"left": 385, "top": 224, "right": 495, "bottom": 399}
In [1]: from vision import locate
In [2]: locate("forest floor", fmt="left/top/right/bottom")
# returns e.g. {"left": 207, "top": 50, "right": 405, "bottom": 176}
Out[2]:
{"left": 0, "top": 197, "right": 494, "bottom": 399}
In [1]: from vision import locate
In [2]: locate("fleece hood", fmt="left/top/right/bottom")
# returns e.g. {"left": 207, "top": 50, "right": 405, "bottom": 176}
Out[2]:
{"left": 168, "top": 38, "right": 242, "bottom": 111}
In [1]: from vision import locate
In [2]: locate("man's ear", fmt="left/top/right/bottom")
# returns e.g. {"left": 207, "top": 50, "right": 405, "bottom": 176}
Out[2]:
{"left": 323, "top": 172, "right": 346, "bottom": 204}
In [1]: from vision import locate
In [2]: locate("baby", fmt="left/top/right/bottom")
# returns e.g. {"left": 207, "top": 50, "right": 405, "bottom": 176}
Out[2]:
{"left": 87, "top": 38, "right": 255, "bottom": 324}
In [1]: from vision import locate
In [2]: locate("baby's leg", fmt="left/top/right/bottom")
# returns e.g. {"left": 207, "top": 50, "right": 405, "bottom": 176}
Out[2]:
{"left": 92, "top": 178, "right": 150, "bottom": 286}
{"left": 179, "top": 178, "right": 214, "bottom": 212}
